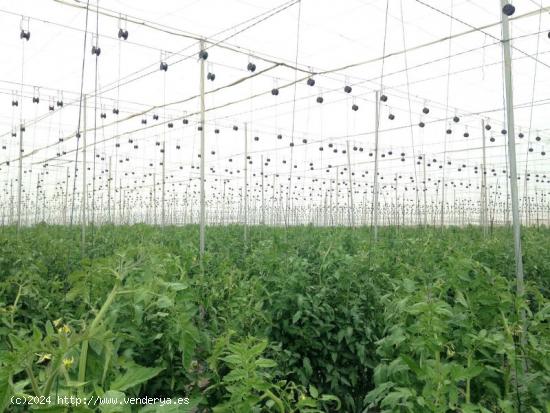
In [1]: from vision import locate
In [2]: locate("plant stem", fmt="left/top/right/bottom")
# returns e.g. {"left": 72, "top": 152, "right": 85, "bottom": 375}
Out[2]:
{"left": 78, "top": 280, "right": 121, "bottom": 395}
{"left": 25, "top": 365, "right": 41, "bottom": 397}
{"left": 10, "top": 284, "right": 23, "bottom": 326}
{"left": 77, "top": 340, "right": 89, "bottom": 395}
{"left": 466, "top": 352, "right": 472, "bottom": 404}
{"left": 43, "top": 368, "right": 59, "bottom": 397}
{"left": 90, "top": 281, "right": 120, "bottom": 333}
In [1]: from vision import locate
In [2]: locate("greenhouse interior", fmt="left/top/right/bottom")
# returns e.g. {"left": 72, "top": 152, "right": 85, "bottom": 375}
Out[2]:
{"left": 0, "top": 0, "right": 549, "bottom": 412}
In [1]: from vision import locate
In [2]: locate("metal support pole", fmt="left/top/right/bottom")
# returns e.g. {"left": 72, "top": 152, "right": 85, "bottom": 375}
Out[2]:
{"left": 199, "top": 40, "right": 206, "bottom": 257}
{"left": 261, "top": 154, "right": 265, "bottom": 225}
{"left": 81, "top": 96, "right": 87, "bottom": 257}
{"left": 481, "top": 120, "right": 488, "bottom": 237}
{"left": 499, "top": 0, "right": 525, "bottom": 299}
{"left": 63, "top": 168, "right": 69, "bottom": 225}
{"left": 153, "top": 173, "right": 157, "bottom": 225}
{"left": 372, "top": 91, "right": 380, "bottom": 240}
{"left": 244, "top": 122, "right": 248, "bottom": 242}
{"left": 162, "top": 140, "right": 166, "bottom": 226}
{"left": 335, "top": 167, "right": 339, "bottom": 226}
{"left": 346, "top": 140, "right": 355, "bottom": 228}
{"left": 10, "top": 180, "right": 14, "bottom": 225}
{"left": 42, "top": 184, "right": 46, "bottom": 223}
{"left": 16, "top": 124, "right": 23, "bottom": 232}
{"left": 119, "top": 179, "right": 122, "bottom": 224}
{"left": 34, "top": 173, "right": 40, "bottom": 225}
{"left": 395, "top": 173, "right": 399, "bottom": 227}
{"left": 108, "top": 156, "right": 112, "bottom": 223}
{"left": 423, "top": 155, "right": 427, "bottom": 226}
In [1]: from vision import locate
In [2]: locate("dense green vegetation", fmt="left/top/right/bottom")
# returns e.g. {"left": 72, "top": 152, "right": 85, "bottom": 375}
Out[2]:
{"left": 0, "top": 225, "right": 549, "bottom": 412}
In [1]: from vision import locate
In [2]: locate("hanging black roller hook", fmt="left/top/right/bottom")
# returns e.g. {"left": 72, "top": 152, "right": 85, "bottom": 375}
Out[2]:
{"left": 206, "top": 61, "right": 215, "bottom": 81}
{"left": 32, "top": 86, "right": 40, "bottom": 104}
{"left": 159, "top": 50, "right": 168, "bottom": 71}
{"left": 118, "top": 28, "right": 129, "bottom": 40}
{"left": 20, "top": 17, "right": 31, "bottom": 42}
{"left": 91, "top": 34, "right": 101, "bottom": 56}
{"left": 56, "top": 91, "right": 64, "bottom": 107}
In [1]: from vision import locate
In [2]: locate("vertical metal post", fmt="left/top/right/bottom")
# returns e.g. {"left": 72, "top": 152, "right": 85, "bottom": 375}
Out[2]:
{"left": 220, "top": 180, "right": 225, "bottom": 225}
{"left": 199, "top": 40, "right": 206, "bottom": 257}
{"left": 121, "top": 188, "right": 125, "bottom": 224}
{"left": 153, "top": 173, "right": 157, "bottom": 225}
{"left": 499, "top": 0, "right": 525, "bottom": 299}
{"left": 17, "top": 123, "right": 23, "bottom": 232}
{"left": 10, "top": 180, "right": 14, "bottom": 225}
{"left": 335, "top": 167, "right": 339, "bottom": 226}
{"left": 261, "top": 154, "right": 265, "bottom": 225}
{"left": 162, "top": 140, "right": 166, "bottom": 226}
{"left": 63, "top": 168, "right": 69, "bottom": 225}
{"left": 34, "top": 173, "right": 39, "bottom": 225}
{"left": 42, "top": 184, "right": 46, "bottom": 223}
{"left": 422, "top": 155, "right": 427, "bottom": 226}
{"left": 395, "top": 173, "right": 399, "bottom": 227}
{"left": 81, "top": 96, "right": 87, "bottom": 257}
{"left": 373, "top": 91, "right": 380, "bottom": 240}
{"left": 329, "top": 178, "right": 333, "bottom": 225}
{"left": 244, "top": 122, "right": 248, "bottom": 242}
{"left": 108, "top": 156, "right": 112, "bottom": 223}
{"left": 272, "top": 175, "right": 276, "bottom": 225}
{"left": 504, "top": 141, "right": 510, "bottom": 225}
{"left": 119, "top": 179, "right": 122, "bottom": 224}
{"left": 346, "top": 140, "right": 355, "bottom": 228}
{"left": 481, "top": 120, "right": 488, "bottom": 237}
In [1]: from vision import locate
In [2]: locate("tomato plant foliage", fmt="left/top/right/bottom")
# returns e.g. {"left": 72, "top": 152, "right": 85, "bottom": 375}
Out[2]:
{"left": 0, "top": 225, "right": 548, "bottom": 412}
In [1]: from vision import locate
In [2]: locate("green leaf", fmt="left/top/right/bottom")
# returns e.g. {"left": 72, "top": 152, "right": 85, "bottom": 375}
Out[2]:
{"left": 400, "top": 355, "right": 421, "bottom": 375}
{"left": 303, "top": 357, "right": 313, "bottom": 377}
{"left": 455, "top": 290, "right": 468, "bottom": 307}
{"left": 255, "top": 358, "right": 277, "bottom": 369}
{"left": 0, "top": 371, "right": 12, "bottom": 413}
{"left": 221, "top": 355, "right": 241, "bottom": 365}
{"left": 309, "top": 384, "right": 318, "bottom": 399}
{"left": 110, "top": 365, "right": 164, "bottom": 392}
{"left": 165, "top": 282, "right": 188, "bottom": 291}
{"left": 45, "top": 321, "right": 54, "bottom": 337}
{"left": 249, "top": 340, "right": 267, "bottom": 356}
{"left": 99, "top": 390, "right": 127, "bottom": 413}
{"left": 320, "top": 394, "right": 341, "bottom": 410}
